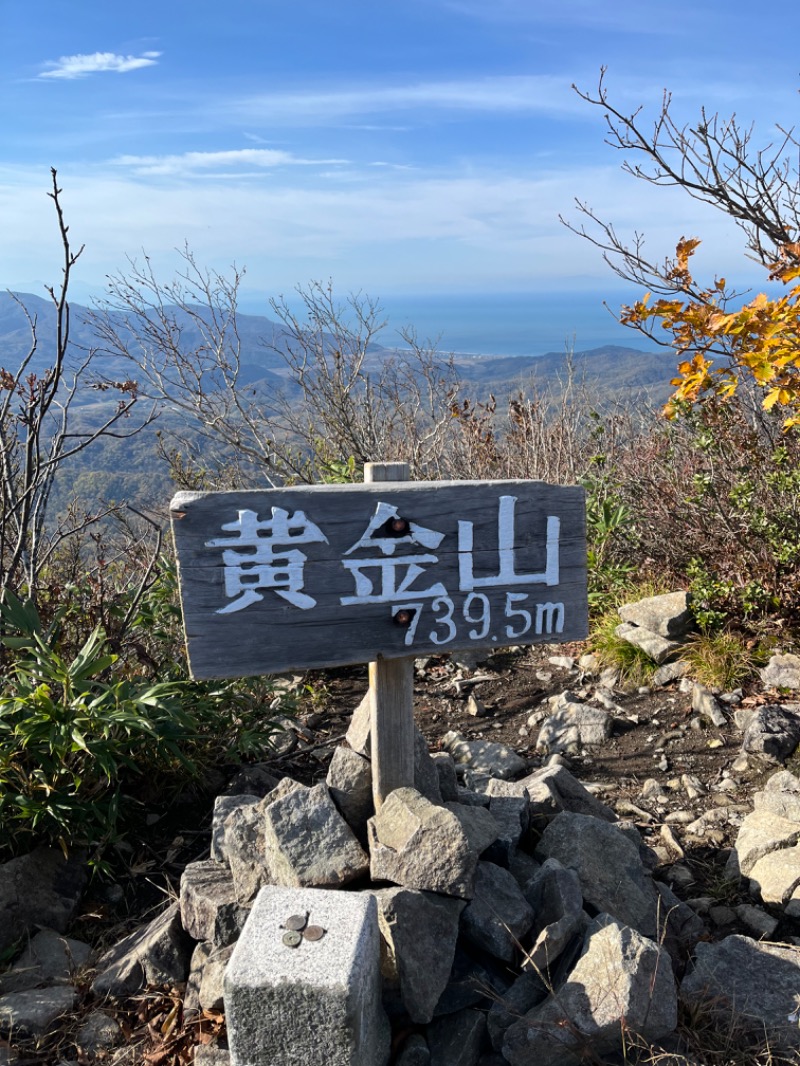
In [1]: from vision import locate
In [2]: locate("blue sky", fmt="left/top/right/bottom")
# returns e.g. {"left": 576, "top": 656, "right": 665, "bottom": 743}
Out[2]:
{"left": 1, "top": 0, "right": 799, "bottom": 335}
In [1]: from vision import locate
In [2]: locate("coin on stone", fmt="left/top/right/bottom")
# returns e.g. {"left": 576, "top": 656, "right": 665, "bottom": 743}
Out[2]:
{"left": 282, "top": 930, "right": 302, "bottom": 948}
{"left": 283, "top": 913, "right": 308, "bottom": 931}
{"left": 303, "top": 925, "right": 326, "bottom": 941}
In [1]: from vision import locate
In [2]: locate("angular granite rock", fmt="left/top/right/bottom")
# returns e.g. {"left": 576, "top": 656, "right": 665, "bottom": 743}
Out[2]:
{"left": 503, "top": 915, "right": 677, "bottom": 1066}
{"left": 180, "top": 860, "right": 251, "bottom": 946}
{"left": 0, "top": 928, "right": 93, "bottom": 994}
{"left": 326, "top": 746, "right": 373, "bottom": 835}
{"left": 461, "top": 862, "right": 534, "bottom": 963}
{"left": 761, "top": 653, "right": 800, "bottom": 691}
{"left": 373, "top": 887, "right": 465, "bottom": 1024}
{"left": 536, "top": 813, "right": 661, "bottom": 939}
{"left": 523, "top": 857, "right": 584, "bottom": 973}
{"left": 618, "top": 591, "right": 694, "bottom": 639}
{"left": 93, "top": 902, "right": 193, "bottom": 999}
{"left": 724, "top": 808, "right": 800, "bottom": 878}
{"left": 680, "top": 935, "right": 800, "bottom": 1050}
{"left": 263, "top": 782, "right": 369, "bottom": 888}
{"left": 442, "top": 732, "right": 527, "bottom": 780}
{"left": 741, "top": 705, "right": 800, "bottom": 763}
{"left": 0, "top": 846, "right": 87, "bottom": 954}
{"left": 369, "top": 788, "right": 479, "bottom": 899}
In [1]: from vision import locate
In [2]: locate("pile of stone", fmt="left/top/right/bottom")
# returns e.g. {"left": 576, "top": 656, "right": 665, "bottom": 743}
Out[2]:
{"left": 5, "top": 591, "right": 800, "bottom": 1064}
{"left": 59, "top": 684, "right": 800, "bottom": 1064}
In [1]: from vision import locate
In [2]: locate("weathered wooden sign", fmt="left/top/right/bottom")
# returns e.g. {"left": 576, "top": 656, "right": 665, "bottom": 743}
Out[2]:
{"left": 170, "top": 479, "right": 588, "bottom": 679}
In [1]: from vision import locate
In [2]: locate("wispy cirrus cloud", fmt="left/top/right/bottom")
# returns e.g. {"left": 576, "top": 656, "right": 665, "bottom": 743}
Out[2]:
{"left": 111, "top": 148, "right": 349, "bottom": 176}
{"left": 39, "top": 51, "right": 161, "bottom": 80}
{"left": 216, "top": 75, "right": 581, "bottom": 126}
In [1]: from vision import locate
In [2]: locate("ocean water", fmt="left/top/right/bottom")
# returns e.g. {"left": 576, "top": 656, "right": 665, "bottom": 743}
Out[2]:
{"left": 373, "top": 291, "right": 648, "bottom": 357}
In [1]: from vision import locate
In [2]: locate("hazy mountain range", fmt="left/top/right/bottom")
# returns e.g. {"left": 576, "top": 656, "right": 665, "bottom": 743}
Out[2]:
{"left": 0, "top": 290, "right": 680, "bottom": 512}
{"left": 0, "top": 290, "right": 678, "bottom": 404}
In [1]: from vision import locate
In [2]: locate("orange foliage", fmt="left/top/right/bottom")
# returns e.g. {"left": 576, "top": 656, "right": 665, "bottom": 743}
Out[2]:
{"left": 621, "top": 240, "right": 800, "bottom": 426}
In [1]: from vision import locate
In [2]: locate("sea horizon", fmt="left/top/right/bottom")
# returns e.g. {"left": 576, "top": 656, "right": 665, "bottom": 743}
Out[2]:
{"left": 245, "top": 289, "right": 654, "bottom": 359}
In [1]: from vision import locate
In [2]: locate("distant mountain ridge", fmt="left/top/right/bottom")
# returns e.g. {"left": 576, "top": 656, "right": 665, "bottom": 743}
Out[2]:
{"left": 0, "top": 290, "right": 678, "bottom": 405}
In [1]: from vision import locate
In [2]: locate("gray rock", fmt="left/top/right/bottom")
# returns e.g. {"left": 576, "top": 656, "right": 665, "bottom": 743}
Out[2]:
{"left": 486, "top": 972, "right": 548, "bottom": 1052}
{"left": 184, "top": 941, "right": 212, "bottom": 1014}
{"left": 369, "top": 789, "right": 479, "bottom": 898}
{"left": 0, "top": 929, "right": 93, "bottom": 994}
{"left": 652, "top": 661, "right": 690, "bottom": 686}
{"left": 537, "top": 702, "right": 611, "bottom": 754}
{"left": 220, "top": 798, "right": 273, "bottom": 903}
{"left": 748, "top": 843, "right": 800, "bottom": 905}
{"left": 346, "top": 691, "right": 372, "bottom": 756}
{"left": 0, "top": 986, "right": 77, "bottom": 1038}
{"left": 0, "top": 847, "right": 87, "bottom": 954}
{"left": 76, "top": 1011, "right": 122, "bottom": 1055}
{"left": 456, "top": 787, "right": 491, "bottom": 808}
{"left": 523, "top": 858, "right": 584, "bottom": 973}
{"left": 211, "top": 794, "right": 260, "bottom": 865}
{"left": 446, "top": 803, "right": 500, "bottom": 857}
{"left": 373, "top": 887, "right": 465, "bottom": 1024}
{"left": 263, "top": 782, "right": 369, "bottom": 888}
{"left": 194, "top": 1046, "right": 231, "bottom": 1066}
{"left": 432, "top": 947, "right": 511, "bottom": 1018}
{"left": 517, "top": 764, "right": 616, "bottom": 824}
{"left": 654, "top": 882, "right": 706, "bottom": 949}
{"left": 618, "top": 591, "right": 694, "bottom": 639}
{"left": 735, "top": 903, "right": 779, "bottom": 938}
{"left": 415, "top": 728, "right": 443, "bottom": 804}
{"left": 484, "top": 796, "right": 529, "bottom": 867}
{"left": 180, "top": 860, "right": 251, "bottom": 946}
{"left": 396, "top": 1034, "right": 431, "bottom": 1066}
{"left": 92, "top": 902, "right": 193, "bottom": 998}
{"left": 508, "top": 850, "right": 541, "bottom": 891}
{"left": 741, "top": 705, "right": 800, "bottom": 762}
{"left": 431, "top": 753, "right": 460, "bottom": 802}
{"left": 724, "top": 808, "right": 800, "bottom": 878}
{"left": 535, "top": 813, "right": 661, "bottom": 939}
{"left": 761, "top": 653, "right": 800, "bottom": 691}
{"left": 442, "top": 731, "right": 527, "bottom": 780}
{"left": 614, "top": 623, "right": 681, "bottom": 665}
{"left": 194, "top": 944, "right": 235, "bottom": 1012}
{"left": 753, "top": 769, "right": 800, "bottom": 821}
{"left": 461, "top": 862, "right": 534, "bottom": 963}
{"left": 503, "top": 915, "right": 677, "bottom": 1066}
{"left": 326, "top": 746, "right": 373, "bottom": 834}
{"left": 680, "top": 935, "right": 800, "bottom": 1049}
{"left": 691, "top": 684, "right": 726, "bottom": 727}
{"left": 428, "top": 1007, "right": 487, "bottom": 1066}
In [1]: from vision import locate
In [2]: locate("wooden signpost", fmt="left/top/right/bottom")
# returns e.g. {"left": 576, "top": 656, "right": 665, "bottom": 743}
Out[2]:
{"left": 170, "top": 468, "right": 588, "bottom": 807}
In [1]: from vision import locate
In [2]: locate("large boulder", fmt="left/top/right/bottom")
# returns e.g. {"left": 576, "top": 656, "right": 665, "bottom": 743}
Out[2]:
{"left": 503, "top": 915, "right": 677, "bottom": 1065}
{"left": 180, "top": 860, "right": 250, "bottom": 946}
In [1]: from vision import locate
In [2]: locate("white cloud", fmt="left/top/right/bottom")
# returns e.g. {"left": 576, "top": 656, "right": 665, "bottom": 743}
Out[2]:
{"left": 216, "top": 75, "right": 582, "bottom": 126}
{"left": 111, "top": 148, "right": 349, "bottom": 176}
{"left": 39, "top": 51, "right": 162, "bottom": 80}
{"left": 0, "top": 160, "right": 761, "bottom": 298}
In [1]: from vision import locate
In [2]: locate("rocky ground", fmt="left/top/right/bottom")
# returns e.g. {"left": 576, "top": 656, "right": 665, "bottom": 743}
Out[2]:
{"left": 3, "top": 597, "right": 800, "bottom": 1066}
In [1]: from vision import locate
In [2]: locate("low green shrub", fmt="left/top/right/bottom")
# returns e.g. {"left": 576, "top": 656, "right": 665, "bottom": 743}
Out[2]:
{"left": 0, "top": 591, "right": 289, "bottom": 862}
